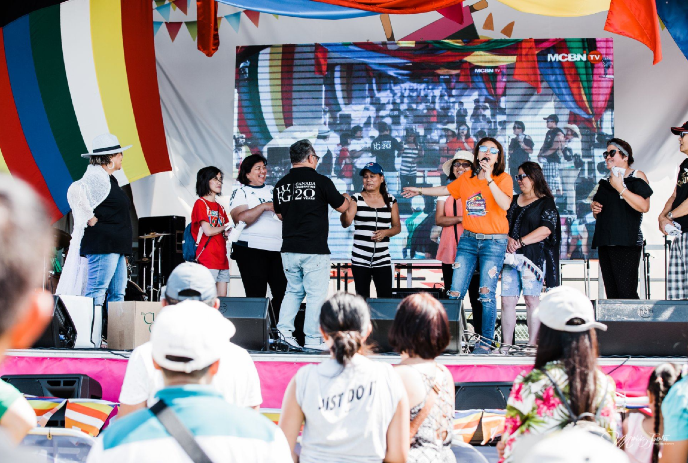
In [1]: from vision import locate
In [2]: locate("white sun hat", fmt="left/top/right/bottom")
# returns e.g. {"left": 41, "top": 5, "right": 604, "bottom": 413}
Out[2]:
{"left": 81, "top": 133, "right": 133, "bottom": 158}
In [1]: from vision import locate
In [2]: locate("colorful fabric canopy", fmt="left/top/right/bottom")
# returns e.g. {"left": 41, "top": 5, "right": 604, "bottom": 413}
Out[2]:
{"left": 217, "top": 0, "right": 376, "bottom": 19}
{"left": 496, "top": 0, "right": 610, "bottom": 17}
{"left": 0, "top": 0, "right": 171, "bottom": 220}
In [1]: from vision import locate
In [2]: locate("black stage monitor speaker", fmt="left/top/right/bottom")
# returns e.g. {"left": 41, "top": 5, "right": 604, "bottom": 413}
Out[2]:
{"left": 367, "top": 298, "right": 463, "bottom": 354}
{"left": 596, "top": 299, "right": 688, "bottom": 357}
{"left": 455, "top": 382, "right": 513, "bottom": 411}
{"left": 1, "top": 374, "right": 102, "bottom": 428}
{"left": 138, "top": 215, "right": 185, "bottom": 287}
{"left": 390, "top": 287, "right": 443, "bottom": 300}
{"left": 33, "top": 296, "right": 77, "bottom": 349}
{"left": 218, "top": 297, "right": 270, "bottom": 351}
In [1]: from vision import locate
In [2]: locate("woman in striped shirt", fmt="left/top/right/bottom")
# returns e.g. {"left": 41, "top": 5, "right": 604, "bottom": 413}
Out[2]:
{"left": 400, "top": 129, "right": 422, "bottom": 189}
{"left": 341, "top": 162, "right": 401, "bottom": 299}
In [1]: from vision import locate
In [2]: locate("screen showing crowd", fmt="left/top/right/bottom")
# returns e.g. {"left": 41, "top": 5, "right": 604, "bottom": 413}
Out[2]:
{"left": 233, "top": 39, "right": 614, "bottom": 261}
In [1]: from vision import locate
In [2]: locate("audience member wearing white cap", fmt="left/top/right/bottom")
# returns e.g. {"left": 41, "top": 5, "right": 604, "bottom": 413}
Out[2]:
{"left": 498, "top": 287, "right": 617, "bottom": 463}
{"left": 511, "top": 429, "right": 630, "bottom": 463}
{"left": 280, "top": 293, "right": 409, "bottom": 463}
{"left": 118, "top": 263, "right": 261, "bottom": 418}
{"left": 88, "top": 303, "right": 290, "bottom": 463}
{"left": 57, "top": 133, "right": 133, "bottom": 306}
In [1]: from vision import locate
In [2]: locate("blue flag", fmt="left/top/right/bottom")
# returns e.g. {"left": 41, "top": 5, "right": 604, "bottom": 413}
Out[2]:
{"left": 656, "top": 0, "right": 688, "bottom": 62}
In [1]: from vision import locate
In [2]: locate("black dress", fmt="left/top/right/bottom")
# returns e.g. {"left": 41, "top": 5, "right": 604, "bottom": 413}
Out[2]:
{"left": 592, "top": 171, "right": 653, "bottom": 299}
{"left": 506, "top": 195, "right": 561, "bottom": 289}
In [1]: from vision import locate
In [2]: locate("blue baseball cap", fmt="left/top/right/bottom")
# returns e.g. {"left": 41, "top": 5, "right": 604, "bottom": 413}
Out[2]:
{"left": 360, "top": 162, "right": 384, "bottom": 176}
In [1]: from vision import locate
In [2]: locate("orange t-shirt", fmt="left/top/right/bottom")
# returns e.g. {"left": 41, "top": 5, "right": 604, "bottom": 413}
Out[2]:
{"left": 446, "top": 171, "right": 513, "bottom": 234}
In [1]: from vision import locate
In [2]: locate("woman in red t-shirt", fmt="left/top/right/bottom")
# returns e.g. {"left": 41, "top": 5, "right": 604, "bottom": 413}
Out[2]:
{"left": 191, "top": 166, "right": 230, "bottom": 296}
{"left": 403, "top": 138, "right": 513, "bottom": 354}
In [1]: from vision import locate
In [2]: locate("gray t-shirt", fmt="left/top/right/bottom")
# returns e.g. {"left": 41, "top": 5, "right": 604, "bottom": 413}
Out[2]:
{"left": 295, "top": 355, "right": 404, "bottom": 463}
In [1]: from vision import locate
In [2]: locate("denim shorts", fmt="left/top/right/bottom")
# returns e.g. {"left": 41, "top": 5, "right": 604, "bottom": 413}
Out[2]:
{"left": 208, "top": 268, "right": 230, "bottom": 283}
{"left": 500, "top": 264, "right": 543, "bottom": 297}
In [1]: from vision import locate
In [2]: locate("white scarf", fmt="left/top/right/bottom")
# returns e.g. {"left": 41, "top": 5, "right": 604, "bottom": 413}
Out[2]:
{"left": 56, "top": 165, "right": 111, "bottom": 296}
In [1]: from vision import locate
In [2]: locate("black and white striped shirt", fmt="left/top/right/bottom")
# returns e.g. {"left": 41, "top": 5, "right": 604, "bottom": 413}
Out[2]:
{"left": 400, "top": 144, "right": 420, "bottom": 177}
{"left": 351, "top": 193, "right": 397, "bottom": 268}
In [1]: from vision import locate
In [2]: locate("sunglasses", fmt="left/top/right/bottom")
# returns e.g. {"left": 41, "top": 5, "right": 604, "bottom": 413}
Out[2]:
{"left": 515, "top": 174, "right": 528, "bottom": 181}
{"left": 602, "top": 149, "right": 618, "bottom": 159}
{"left": 680, "top": 132, "right": 688, "bottom": 139}
{"left": 478, "top": 146, "right": 499, "bottom": 155}
{"left": 453, "top": 161, "right": 472, "bottom": 169}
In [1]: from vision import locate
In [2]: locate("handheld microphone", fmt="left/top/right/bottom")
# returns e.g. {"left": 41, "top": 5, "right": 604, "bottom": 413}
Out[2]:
{"left": 475, "top": 157, "right": 489, "bottom": 174}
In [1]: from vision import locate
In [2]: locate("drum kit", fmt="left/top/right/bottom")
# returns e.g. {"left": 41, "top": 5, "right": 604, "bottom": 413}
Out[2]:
{"left": 136, "top": 231, "right": 170, "bottom": 301}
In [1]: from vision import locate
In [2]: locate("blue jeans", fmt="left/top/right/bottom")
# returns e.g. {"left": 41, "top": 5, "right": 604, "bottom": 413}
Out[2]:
{"left": 450, "top": 235, "right": 507, "bottom": 346}
{"left": 278, "top": 253, "right": 330, "bottom": 344}
{"left": 84, "top": 254, "right": 127, "bottom": 307}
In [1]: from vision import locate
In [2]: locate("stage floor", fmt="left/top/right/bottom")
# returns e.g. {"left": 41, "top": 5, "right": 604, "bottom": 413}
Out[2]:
{"left": 1, "top": 349, "right": 683, "bottom": 408}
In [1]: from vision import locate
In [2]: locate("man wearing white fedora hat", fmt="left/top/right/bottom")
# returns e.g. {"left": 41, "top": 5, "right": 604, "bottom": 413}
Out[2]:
{"left": 57, "top": 133, "right": 133, "bottom": 314}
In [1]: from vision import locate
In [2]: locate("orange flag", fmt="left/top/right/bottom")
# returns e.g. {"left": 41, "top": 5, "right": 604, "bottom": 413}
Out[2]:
{"left": 197, "top": 0, "right": 219, "bottom": 57}
{"left": 604, "top": 0, "right": 662, "bottom": 64}
{"left": 513, "top": 38, "right": 541, "bottom": 93}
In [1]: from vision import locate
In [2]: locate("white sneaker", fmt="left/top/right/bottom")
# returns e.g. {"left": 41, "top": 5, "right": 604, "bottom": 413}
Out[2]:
{"left": 277, "top": 330, "right": 302, "bottom": 351}
{"left": 304, "top": 341, "right": 330, "bottom": 352}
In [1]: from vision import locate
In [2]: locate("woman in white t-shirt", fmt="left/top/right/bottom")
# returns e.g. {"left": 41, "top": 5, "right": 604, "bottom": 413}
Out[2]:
{"left": 279, "top": 292, "right": 409, "bottom": 463}
{"left": 229, "top": 154, "right": 286, "bottom": 321}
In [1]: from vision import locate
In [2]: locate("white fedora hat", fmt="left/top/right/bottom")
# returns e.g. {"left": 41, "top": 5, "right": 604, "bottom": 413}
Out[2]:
{"left": 81, "top": 133, "right": 133, "bottom": 158}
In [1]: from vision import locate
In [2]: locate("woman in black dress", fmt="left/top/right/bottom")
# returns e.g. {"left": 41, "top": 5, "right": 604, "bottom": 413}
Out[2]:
{"left": 591, "top": 138, "right": 652, "bottom": 299}
{"left": 501, "top": 162, "right": 560, "bottom": 347}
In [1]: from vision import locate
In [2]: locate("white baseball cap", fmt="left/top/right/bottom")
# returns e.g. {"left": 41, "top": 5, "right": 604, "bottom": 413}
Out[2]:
{"left": 162, "top": 262, "right": 217, "bottom": 301}
{"left": 513, "top": 429, "right": 629, "bottom": 463}
{"left": 151, "top": 301, "right": 235, "bottom": 373}
{"left": 534, "top": 286, "right": 607, "bottom": 333}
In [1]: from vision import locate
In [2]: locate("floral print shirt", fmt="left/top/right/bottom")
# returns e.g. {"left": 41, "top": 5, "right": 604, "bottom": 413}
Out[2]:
{"left": 500, "top": 361, "right": 617, "bottom": 462}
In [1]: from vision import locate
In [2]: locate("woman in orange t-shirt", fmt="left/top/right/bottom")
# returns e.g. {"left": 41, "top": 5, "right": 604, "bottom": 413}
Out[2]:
{"left": 403, "top": 137, "right": 513, "bottom": 354}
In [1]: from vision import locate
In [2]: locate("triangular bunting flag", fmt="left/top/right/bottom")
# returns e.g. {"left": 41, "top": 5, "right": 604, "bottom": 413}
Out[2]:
{"left": 65, "top": 400, "right": 118, "bottom": 437}
{"left": 165, "top": 22, "right": 183, "bottom": 41}
{"left": 225, "top": 12, "right": 241, "bottom": 32}
{"left": 153, "top": 21, "right": 163, "bottom": 36}
{"left": 501, "top": 21, "right": 515, "bottom": 38}
{"left": 185, "top": 21, "right": 198, "bottom": 40}
{"left": 156, "top": 3, "right": 172, "bottom": 22}
{"left": 483, "top": 13, "right": 494, "bottom": 31}
{"left": 170, "top": 0, "right": 177, "bottom": 11}
{"left": 154, "top": 0, "right": 166, "bottom": 7}
{"left": 217, "top": 17, "right": 222, "bottom": 31}
{"left": 176, "top": 0, "right": 188, "bottom": 15}
{"left": 244, "top": 10, "right": 260, "bottom": 28}
{"left": 273, "top": 14, "right": 279, "bottom": 19}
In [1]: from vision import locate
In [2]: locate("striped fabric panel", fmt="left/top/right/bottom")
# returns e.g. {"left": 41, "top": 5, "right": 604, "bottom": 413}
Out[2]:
{"left": 280, "top": 45, "right": 295, "bottom": 128}
{"left": 453, "top": 410, "right": 483, "bottom": 444}
{"left": 3, "top": 15, "right": 72, "bottom": 213}
{"left": 258, "top": 49, "right": 280, "bottom": 139}
{"left": 90, "top": 0, "right": 148, "bottom": 180}
{"left": 30, "top": 5, "right": 88, "bottom": 180}
{"left": 267, "top": 46, "right": 286, "bottom": 133}
{"left": 65, "top": 399, "right": 117, "bottom": 437}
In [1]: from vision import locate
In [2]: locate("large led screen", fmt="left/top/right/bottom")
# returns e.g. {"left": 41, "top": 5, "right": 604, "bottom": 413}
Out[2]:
{"left": 233, "top": 39, "right": 614, "bottom": 261}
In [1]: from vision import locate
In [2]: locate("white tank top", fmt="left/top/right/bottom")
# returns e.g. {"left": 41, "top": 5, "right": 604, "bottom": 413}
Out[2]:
{"left": 624, "top": 412, "right": 654, "bottom": 463}
{"left": 295, "top": 355, "right": 405, "bottom": 463}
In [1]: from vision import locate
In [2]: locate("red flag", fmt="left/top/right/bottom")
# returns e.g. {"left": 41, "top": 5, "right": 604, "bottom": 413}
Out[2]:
{"left": 197, "top": 0, "right": 219, "bottom": 57}
{"left": 165, "top": 22, "right": 183, "bottom": 41}
{"left": 315, "top": 44, "right": 328, "bottom": 76}
{"left": 514, "top": 38, "right": 541, "bottom": 93}
{"left": 604, "top": 0, "right": 662, "bottom": 64}
{"left": 458, "top": 61, "right": 471, "bottom": 87}
{"left": 437, "top": 3, "right": 464, "bottom": 24}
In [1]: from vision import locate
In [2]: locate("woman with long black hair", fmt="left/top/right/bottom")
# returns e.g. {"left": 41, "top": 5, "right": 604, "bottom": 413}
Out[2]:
{"left": 498, "top": 287, "right": 617, "bottom": 462}
{"left": 501, "top": 162, "right": 560, "bottom": 349}
{"left": 403, "top": 137, "right": 513, "bottom": 354}
{"left": 341, "top": 162, "right": 401, "bottom": 299}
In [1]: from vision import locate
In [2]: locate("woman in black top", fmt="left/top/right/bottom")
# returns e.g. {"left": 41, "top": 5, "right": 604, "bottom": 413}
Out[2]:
{"left": 501, "top": 162, "right": 560, "bottom": 348}
{"left": 591, "top": 138, "right": 652, "bottom": 299}
{"left": 79, "top": 134, "right": 133, "bottom": 307}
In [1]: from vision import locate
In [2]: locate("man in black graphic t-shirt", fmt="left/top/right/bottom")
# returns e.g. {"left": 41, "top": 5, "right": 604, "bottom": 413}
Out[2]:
{"left": 274, "top": 140, "right": 349, "bottom": 351}
{"left": 370, "top": 122, "right": 403, "bottom": 193}
{"left": 661, "top": 121, "right": 688, "bottom": 299}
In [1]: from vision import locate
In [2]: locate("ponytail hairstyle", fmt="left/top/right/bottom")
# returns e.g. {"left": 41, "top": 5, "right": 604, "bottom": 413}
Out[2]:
{"left": 647, "top": 363, "right": 682, "bottom": 463}
{"left": 319, "top": 292, "right": 371, "bottom": 365}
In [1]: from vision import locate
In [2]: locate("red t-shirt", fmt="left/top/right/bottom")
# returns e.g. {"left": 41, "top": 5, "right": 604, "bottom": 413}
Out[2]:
{"left": 191, "top": 198, "right": 229, "bottom": 270}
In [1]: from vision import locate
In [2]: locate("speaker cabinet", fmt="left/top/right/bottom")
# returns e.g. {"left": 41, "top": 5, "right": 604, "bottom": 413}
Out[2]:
{"left": 218, "top": 297, "right": 270, "bottom": 351}
{"left": 596, "top": 299, "right": 688, "bottom": 357}
{"left": 33, "top": 296, "right": 77, "bottom": 349}
{"left": 455, "top": 382, "right": 513, "bottom": 411}
{"left": 390, "top": 287, "right": 444, "bottom": 300}
{"left": 367, "top": 298, "right": 463, "bottom": 354}
{"left": 137, "top": 215, "right": 185, "bottom": 287}
{"left": 1, "top": 374, "right": 102, "bottom": 427}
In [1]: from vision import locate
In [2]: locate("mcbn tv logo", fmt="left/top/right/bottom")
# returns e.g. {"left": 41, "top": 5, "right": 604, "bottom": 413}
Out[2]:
{"left": 547, "top": 51, "right": 603, "bottom": 64}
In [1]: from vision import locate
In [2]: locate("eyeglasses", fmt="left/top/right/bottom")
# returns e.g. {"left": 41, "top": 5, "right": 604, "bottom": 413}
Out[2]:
{"left": 515, "top": 174, "right": 528, "bottom": 181}
{"left": 512, "top": 126, "right": 522, "bottom": 130}
{"left": 453, "top": 162, "right": 472, "bottom": 169}
{"left": 478, "top": 146, "right": 499, "bottom": 155}
{"left": 310, "top": 153, "right": 320, "bottom": 162}
{"left": 602, "top": 149, "right": 618, "bottom": 159}
{"left": 211, "top": 176, "right": 224, "bottom": 184}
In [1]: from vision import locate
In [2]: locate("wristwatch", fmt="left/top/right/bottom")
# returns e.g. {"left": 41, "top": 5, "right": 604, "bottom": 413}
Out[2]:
{"left": 668, "top": 211, "right": 674, "bottom": 219}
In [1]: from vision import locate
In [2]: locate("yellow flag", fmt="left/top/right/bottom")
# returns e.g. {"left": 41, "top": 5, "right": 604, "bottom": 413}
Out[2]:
{"left": 496, "top": 0, "right": 610, "bottom": 17}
